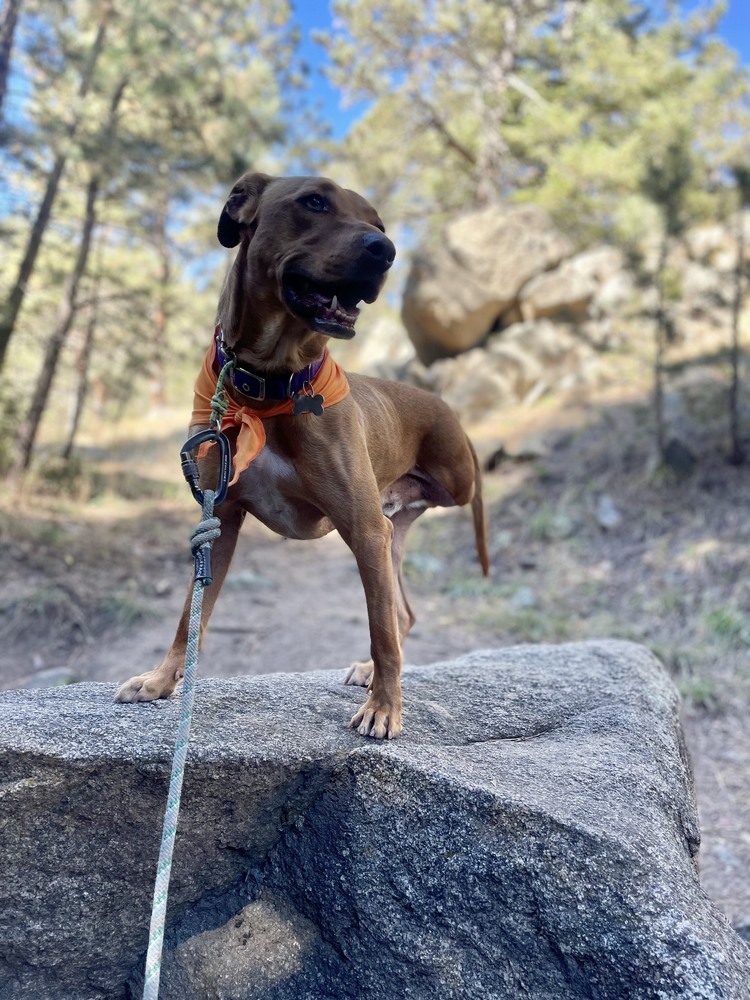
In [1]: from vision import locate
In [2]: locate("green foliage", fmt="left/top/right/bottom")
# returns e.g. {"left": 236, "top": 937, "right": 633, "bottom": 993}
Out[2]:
{"left": 0, "top": 584, "right": 86, "bottom": 645}
{"left": 642, "top": 130, "right": 694, "bottom": 237}
{"left": 3, "top": 0, "right": 750, "bottom": 471}
{"left": 92, "top": 595, "right": 159, "bottom": 631}
{"left": 705, "top": 607, "right": 750, "bottom": 648}
{"left": 732, "top": 165, "right": 750, "bottom": 207}
{"left": 660, "top": 265, "right": 684, "bottom": 304}
{"left": 679, "top": 676, "right": 722, "bottom": 712}
{"left": 320, "top": 0, "right": 750, "bottom": 244}
{"left": 0, "top": 0, "right": 317, "bottom": 469}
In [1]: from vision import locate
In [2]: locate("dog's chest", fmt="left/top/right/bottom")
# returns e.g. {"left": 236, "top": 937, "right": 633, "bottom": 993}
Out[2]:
{"left": 236, "top": 446, "right": 332, "bottom": 540}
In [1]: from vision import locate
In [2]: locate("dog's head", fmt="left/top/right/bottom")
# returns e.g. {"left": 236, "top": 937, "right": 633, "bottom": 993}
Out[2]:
{"left": 217, "top": 172, "right": 395, "bottom": 343}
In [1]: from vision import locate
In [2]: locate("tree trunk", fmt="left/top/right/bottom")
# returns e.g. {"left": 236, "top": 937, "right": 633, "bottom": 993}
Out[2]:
{"left": 149, "top": 185, "right": 171, "bottom": 407}
{"left": 62, "top": 269, "right": 101, "bottom": 461}
{"left": 729, "top": 211, "right": 746, "bottom": 465}
{"left": 0, "top": 16, "right": 108, "bottom": 373}
{"left": 0, "top": 0, "right": 21, "bottom": 118}
{"left": 11, "top": 68, "right": 128, "bottom": 473}
{"left": 12, "top": 176, "right": 100, "bottom": 473}
{"left": 474, "top": 0, "right": 519, "bottom": 206}
{"left": 654, "top": 234, "right": 670, "bottom": 462}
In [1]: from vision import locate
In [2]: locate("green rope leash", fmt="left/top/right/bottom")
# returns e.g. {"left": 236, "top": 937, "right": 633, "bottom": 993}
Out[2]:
{"left": 142, "top": 357, "right": 234, "bottom": 1000}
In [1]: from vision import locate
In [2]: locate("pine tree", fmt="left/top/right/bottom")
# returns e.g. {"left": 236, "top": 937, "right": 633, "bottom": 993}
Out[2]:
{"left": 1, "top": 0, "right": 312, "bottom": 472}
{"left": 729, "top": 166, "right": 750, "bottom": 466}
{"left": 319, "top": 0, "right": 748, "bottom": 242}
{"left": 0, "top": 0, "right": 22, "bottom": 118}
{"left": 641, "top": 131, "right": 693, "bottom": 463}
{"left": 0, "top": 6, "right": 111, "bottom": 371}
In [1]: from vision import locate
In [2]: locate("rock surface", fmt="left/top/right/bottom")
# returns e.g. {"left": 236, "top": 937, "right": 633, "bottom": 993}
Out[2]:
{"left": 402, "top": 204, "right": 572, "bottom": 364}
{"left": 396, "top": 206, "right": 750, "bottom": 435}
{"left": 519, "top": 262, "right": 596, "bottom": 321}
{"left": 0, "top": 642, "right": 748, "bottom": 999}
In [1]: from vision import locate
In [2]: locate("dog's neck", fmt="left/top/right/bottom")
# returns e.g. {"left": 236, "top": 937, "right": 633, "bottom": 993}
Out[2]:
{"left": 217, "top": 248, "right": 329, "bottom": 375}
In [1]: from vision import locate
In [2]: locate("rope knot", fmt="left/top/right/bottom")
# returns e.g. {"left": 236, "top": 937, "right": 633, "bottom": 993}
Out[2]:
{"left": 209, "top": 389, "right": 229, "bottom": 420}
{"left": 190, "top": 516, "right": 221, "bottom": 552}
{"left": 209, "top": 357, "right": 235, "bottom": 428}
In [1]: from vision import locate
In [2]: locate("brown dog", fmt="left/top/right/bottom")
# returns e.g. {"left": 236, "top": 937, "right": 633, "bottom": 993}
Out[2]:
{"left": 116, "top": 172, "right": 489, "bottom": 739}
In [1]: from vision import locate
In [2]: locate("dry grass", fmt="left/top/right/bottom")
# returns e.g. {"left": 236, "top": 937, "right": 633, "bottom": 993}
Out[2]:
{"left": 405, "top": 372, "right": 750, "bottom": 715}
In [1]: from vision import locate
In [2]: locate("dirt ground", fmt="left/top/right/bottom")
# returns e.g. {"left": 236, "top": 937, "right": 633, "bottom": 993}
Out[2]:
{"left": 2, "top": 380, "right": 749, "bottom": 942}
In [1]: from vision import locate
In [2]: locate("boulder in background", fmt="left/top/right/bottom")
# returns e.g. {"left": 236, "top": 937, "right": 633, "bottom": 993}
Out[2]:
{"left": 402, "top": 203, "right": 573, "bottom": 364}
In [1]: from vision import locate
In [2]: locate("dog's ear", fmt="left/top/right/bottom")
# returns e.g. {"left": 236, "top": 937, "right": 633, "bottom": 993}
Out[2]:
{"left": 217, "top": 172, "right": 274, "bottom": 248}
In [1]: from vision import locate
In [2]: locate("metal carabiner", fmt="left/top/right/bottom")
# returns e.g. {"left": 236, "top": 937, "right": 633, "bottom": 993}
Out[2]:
{"left": 179, "top": 427, "right": 233, "bottom": 508}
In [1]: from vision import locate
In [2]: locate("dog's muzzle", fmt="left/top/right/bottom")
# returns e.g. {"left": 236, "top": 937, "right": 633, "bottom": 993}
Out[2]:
{"left": 282, "top": 231, "right": 395, "bottom": 339}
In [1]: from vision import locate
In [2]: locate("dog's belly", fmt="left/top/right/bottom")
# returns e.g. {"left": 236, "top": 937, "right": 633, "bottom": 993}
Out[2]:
{"left": 236, "top": 447, "right": 334, "bottom": 540}
{"left": 380, "top": 472, "right": 430, "bottom": 517}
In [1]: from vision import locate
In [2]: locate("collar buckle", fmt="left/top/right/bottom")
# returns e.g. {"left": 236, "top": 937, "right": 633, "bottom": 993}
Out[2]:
{"left": 233, "top": 368, "right": 266, "bottom": 401}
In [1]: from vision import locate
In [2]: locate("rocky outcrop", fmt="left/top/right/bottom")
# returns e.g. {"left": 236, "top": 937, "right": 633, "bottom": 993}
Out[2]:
{"left": 401, "top": 204, "right": 572, "bottom": 364}
{"left": 398, "top": 205, "right": 636, "bottom": 420}
{"left": 419, "top": 318, "right": 602, "bottom": 421}
{"left": 396, "top": 208, "right": 750, "bottom": 434}
{"left": 519, "top": 262, "right": 596, "bottom": 321}
{"left": 0, "top": 642, "right": 748, "bottom": 999}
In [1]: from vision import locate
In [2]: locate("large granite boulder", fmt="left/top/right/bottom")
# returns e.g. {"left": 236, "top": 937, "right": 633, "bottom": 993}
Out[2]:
{"left": 402, "top": 204, "right": 573, "bottom": 364}
{"left": 423, "top": 319, "right": 600, "bottom": 423}
{"left": 684, "top": 213, "right": 750, "bottom": 269}
{"left": 519, "top": 263, "right": 597, "bottom": 322}
{"left": 425, "top": 348, "right": 519, "bottom": 422}
{"left": 0, "top": 641, "right": 748, "bottom": 999}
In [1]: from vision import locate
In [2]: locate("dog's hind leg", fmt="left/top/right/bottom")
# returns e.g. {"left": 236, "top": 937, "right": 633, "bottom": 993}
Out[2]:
{"left": 345, "top": 501, "right": 428, "bottom": 688}
{"left": 115, "top": 505, "right": 245, "bottom": 702}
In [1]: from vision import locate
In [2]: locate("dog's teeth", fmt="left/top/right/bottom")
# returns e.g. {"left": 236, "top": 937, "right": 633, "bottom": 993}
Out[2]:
{"left": 331, "top": 295, "right": 338, "bottom": 311}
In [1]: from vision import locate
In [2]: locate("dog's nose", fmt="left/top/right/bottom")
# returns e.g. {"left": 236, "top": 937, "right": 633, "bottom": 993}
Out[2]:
{"left": 363, "top": 231, "right": 396, "bottom": 267}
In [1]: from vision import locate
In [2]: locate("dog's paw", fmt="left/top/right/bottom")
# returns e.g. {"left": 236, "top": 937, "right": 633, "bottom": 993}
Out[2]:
{"left": 344, "top": 660, "right": 374, "bottom": 688}
{"left": 115, "top": 669, "right": 181, "bottom": 703}
{"left": 348, "top": 696, "right": 402, "bottom": 740}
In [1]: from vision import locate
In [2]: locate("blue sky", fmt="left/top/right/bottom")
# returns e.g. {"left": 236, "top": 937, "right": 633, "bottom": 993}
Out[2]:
{"left": 291, "top": 0, "right": 750, "bottom": 139}
{"left": 292, "top": 1, "right": 358, "bottom": 139}
{"left": 708, "top": 1, "right": 750, "bottom": 60}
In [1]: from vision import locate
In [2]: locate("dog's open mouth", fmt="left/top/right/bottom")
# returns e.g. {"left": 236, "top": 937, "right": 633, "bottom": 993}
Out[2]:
{"left": 283, "top": 273, "right": 378, "bottom": 338}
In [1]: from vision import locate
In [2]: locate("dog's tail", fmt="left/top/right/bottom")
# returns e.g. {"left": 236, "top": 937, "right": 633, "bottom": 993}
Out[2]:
{"left": 467, "top": 436, "right": 490, "bottom": 577}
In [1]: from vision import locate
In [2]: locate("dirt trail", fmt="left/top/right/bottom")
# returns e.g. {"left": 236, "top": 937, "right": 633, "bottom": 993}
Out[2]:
{"left": 66, "top": 519, "right": 502, "bottom": 687}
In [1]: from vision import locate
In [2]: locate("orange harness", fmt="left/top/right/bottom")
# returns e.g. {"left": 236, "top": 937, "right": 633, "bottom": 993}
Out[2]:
{"left": 191, "top": 340, "right": 350, "bottom": 485}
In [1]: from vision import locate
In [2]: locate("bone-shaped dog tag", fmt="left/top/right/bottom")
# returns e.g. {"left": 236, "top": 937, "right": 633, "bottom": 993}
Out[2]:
{"left": 293, "top": 389, "right": 325, "bottom": 416}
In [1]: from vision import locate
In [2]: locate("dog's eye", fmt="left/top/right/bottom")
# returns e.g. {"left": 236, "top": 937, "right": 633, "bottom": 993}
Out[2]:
{"left": 301, "top": 193, "right": 327, "bottom": 213}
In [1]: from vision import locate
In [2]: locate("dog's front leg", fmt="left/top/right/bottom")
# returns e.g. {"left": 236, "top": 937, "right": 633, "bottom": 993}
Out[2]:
{"left": 339, "top": 514, "right": 403, "bottom": 739}
{"left": 115, "top": 504, "right": 245, "bottom": 703}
